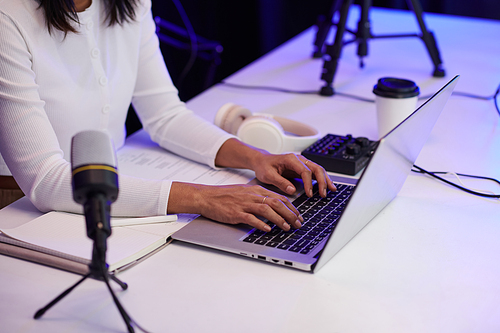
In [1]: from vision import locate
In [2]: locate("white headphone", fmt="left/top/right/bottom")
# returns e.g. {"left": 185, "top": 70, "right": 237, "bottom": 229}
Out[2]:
{"left": 214, "top": 103, "right": 320, "bottom": 154}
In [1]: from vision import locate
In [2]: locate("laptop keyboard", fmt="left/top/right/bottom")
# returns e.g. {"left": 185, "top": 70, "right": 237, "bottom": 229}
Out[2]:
{"left": 241, "top": 183, "right": 354, "bottom": 255}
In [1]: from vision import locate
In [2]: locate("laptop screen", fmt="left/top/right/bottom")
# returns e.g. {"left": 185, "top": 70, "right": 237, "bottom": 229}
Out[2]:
{"left": 313, "top": 75, "right": 459, "bottom": 272}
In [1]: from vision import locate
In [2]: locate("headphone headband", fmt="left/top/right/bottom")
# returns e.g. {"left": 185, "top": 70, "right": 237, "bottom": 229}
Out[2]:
{"left": 214, "top": 103, "right": 320, "bottom": 153}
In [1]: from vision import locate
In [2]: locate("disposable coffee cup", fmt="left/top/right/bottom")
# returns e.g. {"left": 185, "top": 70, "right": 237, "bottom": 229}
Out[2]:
{"left": 373, "top": 77, "right": 420, "bottom": 139}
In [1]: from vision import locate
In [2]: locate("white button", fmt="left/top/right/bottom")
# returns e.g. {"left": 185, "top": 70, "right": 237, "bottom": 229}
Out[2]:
{"left": 102, "top": 105, "right": 111, "bottom": 114}
{"left": 91, "top": 48, "right": 100, "bottom": 58}
{"left": 86, "top": 21, "right": 94, "bottom": 30}
{"left": 99, "top": 76, "right": 108, "bottom": 86}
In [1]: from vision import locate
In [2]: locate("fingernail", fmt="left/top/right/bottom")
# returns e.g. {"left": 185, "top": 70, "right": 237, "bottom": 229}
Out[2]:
{"left": 295, "top": 219, "right": 302, "bottom": 228}
{"left": 283, "top": 222, "right": 290, "bottom": 231}
{"left": 309, "top": 189, "right": 313, "bottom": 197}
{"left": 264, "top": 225, "right": 271, "bottom": 232}
{"left": 286, "top": 185, "right": 295, "bottom": 194}
{"left": 323, "top": 188, "right": 327, "bottom": 197}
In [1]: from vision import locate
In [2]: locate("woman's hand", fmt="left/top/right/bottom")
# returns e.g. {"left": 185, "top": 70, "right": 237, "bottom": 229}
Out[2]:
{"left": 168, "top": 182, "right": 303, "bottom": 232}
{"left": 215, "top": 138, "right": 336, "bottom": 199}
{"left": 251, "top": 151, "right": 337, "bottom": 199}
{"left": 170, "top": 138, "right": 337, "bottom": 231}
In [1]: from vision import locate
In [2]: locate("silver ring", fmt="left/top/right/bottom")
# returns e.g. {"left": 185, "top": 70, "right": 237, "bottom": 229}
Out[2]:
{"left": 262, "top": 196, "right": 268, "bottom": 205}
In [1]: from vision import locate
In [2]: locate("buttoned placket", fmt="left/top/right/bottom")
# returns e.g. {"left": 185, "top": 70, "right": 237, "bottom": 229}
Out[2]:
{"left": 82, "top": 18, "right": 111, "bottom": 130}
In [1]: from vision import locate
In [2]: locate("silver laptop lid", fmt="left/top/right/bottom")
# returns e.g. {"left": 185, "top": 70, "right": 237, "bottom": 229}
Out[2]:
{"left": 313, "top": 75, "right": 459, "bottom": 271}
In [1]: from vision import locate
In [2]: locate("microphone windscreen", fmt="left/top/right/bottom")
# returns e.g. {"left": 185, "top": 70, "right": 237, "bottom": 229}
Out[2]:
{"left": 71, "top": 130, "right": 117, "bottom": 169}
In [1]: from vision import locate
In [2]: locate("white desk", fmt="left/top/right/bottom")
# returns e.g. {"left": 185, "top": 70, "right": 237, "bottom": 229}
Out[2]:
{"left": 1, "top": 7, "right": 499, "bottom": 333}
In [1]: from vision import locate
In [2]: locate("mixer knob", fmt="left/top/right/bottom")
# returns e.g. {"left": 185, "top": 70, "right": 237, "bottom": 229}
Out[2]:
{"left": 355, "top": 137, "right": 370, "bottom": 148}
{"left": 345, "top": 143, "right": 361, "bottom": 155}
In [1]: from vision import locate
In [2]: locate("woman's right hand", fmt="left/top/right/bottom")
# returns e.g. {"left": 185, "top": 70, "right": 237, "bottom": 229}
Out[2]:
{"left": 168, "top": 182, "right": 303, "bottom": 232}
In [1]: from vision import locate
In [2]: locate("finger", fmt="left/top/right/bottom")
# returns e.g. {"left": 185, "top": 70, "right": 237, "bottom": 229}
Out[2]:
{"left": 319, "top": 169, "right": 337, "bottom": 194}
{"left": 302, "top": 159, "right": 337, "bottom": 197}
{"left": 300, "top": 159, "right": 314, "bottom": 197}
{"left": 259, "top": 154, "right": 308, "bottom": 195}
{"left": 256, "top": 203, "right": 291, "bottom": 231}
{"left": 307, "top": 162, "right": 329, "bottom": 197}
{"left": 267, "top": 193, "right": 303, "bottom": 228}
{"left": 264, "top": 173, "right": 297, "bottom": 196}
{"left": 257, "top": 195, "right": 302, "bottom": 230}
{"left": 241, "top": 213, "right": 273, "bottom": 232}
{"left": 326, "top": 171, "right": 337, "bottom": 192}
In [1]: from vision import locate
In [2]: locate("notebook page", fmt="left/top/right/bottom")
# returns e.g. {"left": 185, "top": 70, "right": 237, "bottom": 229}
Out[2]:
{"left": 1, "top": 211, "right": 182, "bottom": 270}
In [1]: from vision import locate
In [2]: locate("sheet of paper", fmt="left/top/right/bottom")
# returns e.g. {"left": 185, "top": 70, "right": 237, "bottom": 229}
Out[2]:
{"left": 117, "top": 131, "right": 254, "bottom": 185}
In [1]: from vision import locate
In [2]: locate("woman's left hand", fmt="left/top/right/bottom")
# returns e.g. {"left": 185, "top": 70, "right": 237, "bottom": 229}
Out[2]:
{"left": 251, "top": 151, "right": 337, "bottom": 198}
{"left": 215, "top": 138, "right": 337, "bottom": 198}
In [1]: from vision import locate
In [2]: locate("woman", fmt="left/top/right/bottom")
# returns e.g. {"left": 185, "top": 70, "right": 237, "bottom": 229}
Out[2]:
{"left": 0, "top": 0, "right": 335, "bottom": 232}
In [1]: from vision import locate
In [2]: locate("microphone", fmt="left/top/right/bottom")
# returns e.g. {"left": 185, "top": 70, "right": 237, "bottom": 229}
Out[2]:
{"left": 71, "top": 130, "right": 118, "bottom": 251}
{"left": 34, "top": 131, "right": 131, "bottom": 329}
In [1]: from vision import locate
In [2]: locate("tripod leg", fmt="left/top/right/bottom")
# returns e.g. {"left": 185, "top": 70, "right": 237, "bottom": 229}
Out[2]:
{"left": 34, "top": 273, "right": 91, "bottom": 319}
{"left": 109, "top": 273, "right": 129, "bottom": 290}
{"left": 103, "top": 275, "right": 135, "bottom": 333}
{"left": 312, "top": 0, "right": 341, "bottom": 58}
{"left": 320, "top": 0, "right": 354, "bottom": 96}
{"left": 407, "top": 0, "right": 445, "bottom": 77}
{"left": 356, "top": 0, "right": 372, "bottom": 68}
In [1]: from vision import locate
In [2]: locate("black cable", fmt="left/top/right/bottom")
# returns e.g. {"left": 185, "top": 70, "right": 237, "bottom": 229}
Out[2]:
{"left": 219, "top": 81, "right": 376, "bottom": 102}
{"left": 171, "top": 0, "right": 198, "bottom": 89}
{"left": 494, "top": 81, "right": 500, "bottom": 116}
{"left": 219, "top": 81, "right": 500, "bottom": 115}
{"left": 412, "top": 164, "right": 500, "bottom": 198}
{"left": 219, "top": 82, "right": 319, "bottom": 95}
{"left": 419, "top": 83, "right": 500, "bottom": 117}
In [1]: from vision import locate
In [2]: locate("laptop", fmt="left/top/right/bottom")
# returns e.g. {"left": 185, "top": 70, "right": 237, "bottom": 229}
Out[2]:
{"left": 172, "top": 75, "right": 459, "bottom": 272}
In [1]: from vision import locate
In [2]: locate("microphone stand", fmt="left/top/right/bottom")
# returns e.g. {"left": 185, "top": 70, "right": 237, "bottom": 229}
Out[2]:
{"left": 34, "top": 194, "right": 137, "bottom": 333}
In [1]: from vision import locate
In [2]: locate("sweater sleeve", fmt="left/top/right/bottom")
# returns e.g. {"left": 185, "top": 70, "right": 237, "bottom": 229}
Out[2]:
{"left": 130, "top": 2, "right": 235, "bottom": 170}
{"left": 0, "top": 8, "right": 173, "bottom": 217}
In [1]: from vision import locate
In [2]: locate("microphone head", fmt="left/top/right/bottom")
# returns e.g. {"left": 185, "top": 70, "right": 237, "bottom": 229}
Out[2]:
{"left": 71, "top": 130, "right": 117, "bottom": 169}
{"left": 71, "top": 130, "right": 119, "bottom": 204}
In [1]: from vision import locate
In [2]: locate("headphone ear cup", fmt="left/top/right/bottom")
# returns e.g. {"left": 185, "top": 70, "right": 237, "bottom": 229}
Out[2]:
{"left": 215, "top": 104, "right": 320, "bottom": 153}
{"left": 237, "top": 116, "right": 285, "bottom": 154}
{"left": 214, "top": 103, "right": 252, "bottom": 135}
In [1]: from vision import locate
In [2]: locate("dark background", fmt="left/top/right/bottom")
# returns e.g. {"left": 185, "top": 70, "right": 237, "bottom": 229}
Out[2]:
{"left": 126, "top": 0, "right": 500, "bottom": 134}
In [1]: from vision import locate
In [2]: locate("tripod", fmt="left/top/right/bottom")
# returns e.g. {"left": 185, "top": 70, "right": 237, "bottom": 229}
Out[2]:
{"left": 314, "top": 0, "right": 446, "bottom": 96}
{"left": 34, "top": 224, "right": 138, "bottom": 333}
